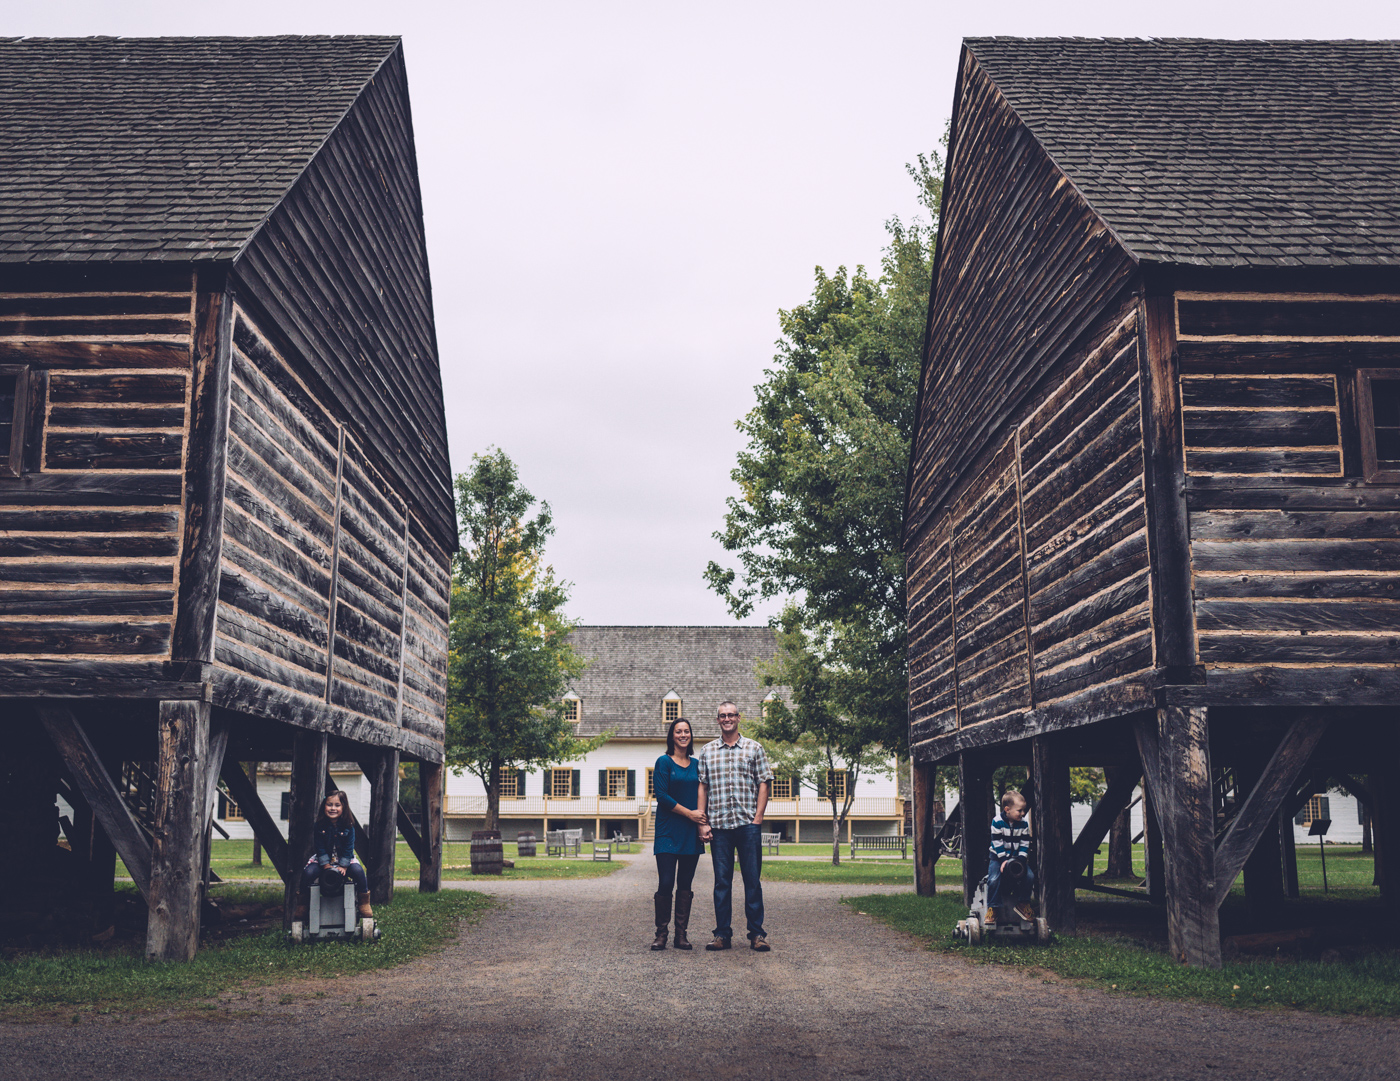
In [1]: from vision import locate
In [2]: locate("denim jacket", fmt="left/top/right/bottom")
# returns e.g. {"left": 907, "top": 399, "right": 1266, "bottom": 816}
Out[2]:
{"left": 315, "top": 821, "right": 357, "bottom": 868}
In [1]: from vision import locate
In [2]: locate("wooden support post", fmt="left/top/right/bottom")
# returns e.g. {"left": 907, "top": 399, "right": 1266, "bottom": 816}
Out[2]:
{"left": 1157, "top": 704, "right": 1221, "bottom": 968}
{"left": 913, "top": 761, "right": 939, "bottom": 897}
{"left": 1242, "top": 798, "right": 1285, "bottom": 924}
{"left": 1377, "top": 729, "right": 1400, "bottom": 901}
{"left": 418, "top": 759, "right": 443, "bottom": 893}
{"left": 1280, "top": 812, "right": 1300, "bottom": 898}
{"left": 397, "top": 801, "right": 428, "bottom": 865}
{"left": 1032, "top": 736, "right": 1075, "bottom": 934}
{"left": 360, "top": 750, "right": 400, "bottom": 904}
{"left": 959, "top": 754, "right": 992, "bottom": 907}
{"left": 146, "top": 700, "right": 212, "bottom": 962}
{"left": 248, "top": 763, "right": 262, "bottom": 866}
{"left": 220, "top": 758, "right": 290, "bottom": 880}
{"left": 38, "top": 705, "right": 153, "bottom": 903}
{"left": 1134, "top": 721, "right": 1167, "bottom": 904}
{"left": 283, "top": 730, "right": 328, "bottom": 926}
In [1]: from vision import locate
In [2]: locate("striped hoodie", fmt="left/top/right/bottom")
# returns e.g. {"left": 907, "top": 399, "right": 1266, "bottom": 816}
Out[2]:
{"left": 989, "top": 815, "right": 1030, "bottom": 862}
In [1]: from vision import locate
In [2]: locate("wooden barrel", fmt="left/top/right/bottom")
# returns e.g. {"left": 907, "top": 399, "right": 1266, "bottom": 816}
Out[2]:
{"left": 470, "top": 829, "right": 503, "bottom": 875}
{"left": 516, "top": 831, "right": 537, "bottom": 858}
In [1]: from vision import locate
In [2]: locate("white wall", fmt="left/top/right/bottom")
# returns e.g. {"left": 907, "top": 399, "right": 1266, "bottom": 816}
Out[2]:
{"left": 214, "top": 769, "right": 370, "bottom": 843}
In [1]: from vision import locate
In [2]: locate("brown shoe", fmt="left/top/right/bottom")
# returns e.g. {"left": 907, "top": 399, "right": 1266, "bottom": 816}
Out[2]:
{"left": 750, "top": 935, "right": 770, "bottom": 952}
{"left": 356, "top": 892, "right": 374, "bottom": 919}
{"left": 1014, "top": 903, "right": 1034, "bottom": 923}
{"left": 704, "top": 936, "right": 731, "bottom": 951}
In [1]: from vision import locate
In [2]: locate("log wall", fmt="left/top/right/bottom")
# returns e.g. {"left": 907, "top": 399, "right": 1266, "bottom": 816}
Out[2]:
{"left": 217, "top": 310, "right": 447, "bottom": 746}
{"left": 1181, "top": 292, "right": 1400, "bottom": 680}
{"left": 0, "top": 267, "right": 194, "bottom": 666}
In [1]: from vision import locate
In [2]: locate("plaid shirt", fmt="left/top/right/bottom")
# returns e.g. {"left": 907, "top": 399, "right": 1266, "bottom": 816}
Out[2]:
{"left": 697, "top": 734, "right": 773, "bottom": 830}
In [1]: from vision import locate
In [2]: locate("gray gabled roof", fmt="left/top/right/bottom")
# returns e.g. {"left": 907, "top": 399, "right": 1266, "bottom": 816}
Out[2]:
{"left": 0, "top": 35, "right": 398, "bottom": 262}
{"left": 964, "top": 37, "right": 1400, "bottom": 268}
{"left": 567, "top": 626, "right": 783, "bottom": 740}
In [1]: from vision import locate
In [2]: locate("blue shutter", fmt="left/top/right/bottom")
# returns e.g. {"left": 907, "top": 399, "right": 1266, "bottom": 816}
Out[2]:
{"left": 598, "top": 769, "right": 608, "bottom": 797}
{"left": 627, "top": 770, "right": 636, "bottom": 798}
{"left": 571, "top": 770, "right": 580, "bottom": 798}
{"left": 517, "top": 770, "right": 527, "bottom": 798}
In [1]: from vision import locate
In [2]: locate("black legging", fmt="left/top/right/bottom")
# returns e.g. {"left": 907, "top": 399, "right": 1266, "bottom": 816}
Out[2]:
{"left": 655, "top": 853, "right": 700, "bottom": 895}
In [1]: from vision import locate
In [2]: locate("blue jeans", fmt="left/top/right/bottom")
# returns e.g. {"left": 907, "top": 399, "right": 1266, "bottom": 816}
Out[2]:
{"left": 301, "top": 860, "right": 368, "bottom": 895}
{"left": 710, "top": 824, "right": 764, "bottom": 941}
{"left": 987, "top": 857, "right": 1034, "bottom": 909}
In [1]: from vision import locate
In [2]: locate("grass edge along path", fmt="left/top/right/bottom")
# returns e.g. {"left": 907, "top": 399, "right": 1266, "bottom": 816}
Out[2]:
{"left": 0, "top": 887, "right": 494, "bottom": 1019}
{"left": 846, "top": 891, "right": 1400, "bottom": 1018}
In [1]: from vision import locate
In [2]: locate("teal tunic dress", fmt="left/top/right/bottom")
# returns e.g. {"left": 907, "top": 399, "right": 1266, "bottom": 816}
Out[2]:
{"left": 652, "top": 754, "right": 703, "bottom": 855}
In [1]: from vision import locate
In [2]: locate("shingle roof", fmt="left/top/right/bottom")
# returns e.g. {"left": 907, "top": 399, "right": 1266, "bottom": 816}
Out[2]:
{"left": 0, "top": 36, "right": 398, "bottom": 262}
{"left": 964, "top": 38, "right": 1400, "bottom": 268}
{"left": 567, "top": 626, "right": 783, "bottom": 740}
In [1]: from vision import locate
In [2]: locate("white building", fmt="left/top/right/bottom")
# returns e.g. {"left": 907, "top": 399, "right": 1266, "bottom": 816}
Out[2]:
{"left": 211, "top": 763, "right": 370, "bottom": 841}
{"left": 442, "top": 625, "right": 905, "bottom": 843}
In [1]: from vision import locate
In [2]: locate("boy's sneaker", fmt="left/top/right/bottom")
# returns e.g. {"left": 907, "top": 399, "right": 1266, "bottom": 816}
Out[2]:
{"left": 1014, "top": 903, "right": 1035, "bottom": 922}
{"left": 983, "top": 908, "right": 996, "bottom": 927}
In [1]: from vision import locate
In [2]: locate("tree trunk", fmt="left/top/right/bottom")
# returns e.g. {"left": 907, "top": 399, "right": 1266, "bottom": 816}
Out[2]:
{"left": 1363, "top": 806, "right": 1374, "bottom": 855}
{"left": 485, "top": 763, "right": 501, "bottom": 832}
{"left": 247, "top": 762, "right": 261, "bottom": 866}
{"left": 830, "top": 805, "right": 841, "bottom": 865}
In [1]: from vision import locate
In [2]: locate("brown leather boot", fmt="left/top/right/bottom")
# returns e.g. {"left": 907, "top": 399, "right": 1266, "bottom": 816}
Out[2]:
{"left": 357, "top": 891, "right": 373, "bottom": 919}
{"left": 672, "top": 889, "right": 694, "bottom": 950}
{"left": 651, "top": 890, "right": 671, "bottom": 950}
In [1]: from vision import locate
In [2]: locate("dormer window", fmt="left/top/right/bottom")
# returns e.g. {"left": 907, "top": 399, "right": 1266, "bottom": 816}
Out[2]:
{"left": 663, "top": 692, "right": 682, "bottom": 723}
{"left": 562, "top": 694, "right": 581, "bottom": 723}
{"left": 762, "top": 692, "right": 776, "bottom": 720}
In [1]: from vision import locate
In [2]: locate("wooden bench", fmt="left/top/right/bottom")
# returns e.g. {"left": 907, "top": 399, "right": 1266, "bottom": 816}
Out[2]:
{"left": 546, "top": 830, "right": 582, "bottom": 857}
{"left": 761, "top": 832, "right": 781, "bottom": 854}
{"left": 591, "top": 839, "right": 612, "bottom": 862}
{"left": 850, "top": 834, "right": 909, "bottom": 859}
{"left": 611, "top": 832, "right": 634, "bottom": 853}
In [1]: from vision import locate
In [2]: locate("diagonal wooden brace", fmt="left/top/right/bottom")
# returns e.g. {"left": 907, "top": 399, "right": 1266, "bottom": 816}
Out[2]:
{"left": 1069, "top": 769, "right": 1141, "bottom": 878}
{"left": 219, "top": 759, "right": 290, "bottom": 880}
{"left": 1214, "top": 715, "right": 1328, "bottom": 908}
{"left": 38, "top": 704, "right": 152, "bottom": 903}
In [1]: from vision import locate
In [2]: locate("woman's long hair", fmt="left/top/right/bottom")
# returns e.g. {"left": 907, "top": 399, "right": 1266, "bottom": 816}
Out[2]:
{"left": 315, "top": 789, "right": 358, "bottom": 829}
{"left": 665, "top": 717, "right": 694, "bottom": 757}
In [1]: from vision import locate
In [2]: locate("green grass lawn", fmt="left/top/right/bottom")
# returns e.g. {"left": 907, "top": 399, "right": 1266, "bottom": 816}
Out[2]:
{"left": 0, "top": 886, "right": 493, "bottom": 1018}
{"left": 1083, "top": 843, "right": 1376, "bottom": 898}
{"left": 848, "top": 846, "right": 1396, "bottom": 1018}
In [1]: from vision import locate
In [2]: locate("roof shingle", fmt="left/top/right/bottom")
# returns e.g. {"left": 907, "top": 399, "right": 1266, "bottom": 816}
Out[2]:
{"left": 964, "top": 38, "right": 1400, "bottom": 267}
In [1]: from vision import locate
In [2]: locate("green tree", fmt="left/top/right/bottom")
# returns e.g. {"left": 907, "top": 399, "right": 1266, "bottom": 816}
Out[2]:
{"left": 446, "top": 449, "right": 600, "bottom": 831}
{"left": 705, "top": 151, "right": 944, "bottom": 754}
{"left": 751, "top": 605, "right": 894, "bottom": 865}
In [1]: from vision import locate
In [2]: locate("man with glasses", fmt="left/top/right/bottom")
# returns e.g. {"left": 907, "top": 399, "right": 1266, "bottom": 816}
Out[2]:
{"left": 697, "top": 700, "right": 773, "bottom": 951}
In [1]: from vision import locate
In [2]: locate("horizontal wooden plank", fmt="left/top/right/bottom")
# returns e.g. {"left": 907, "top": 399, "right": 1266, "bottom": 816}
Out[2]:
{"left": 1021, "top": 376, "right": 1141, "bottom": 495}
{"left": 1028, "top": 499, "right": 1145, "bottom": 596}
{"left": 224, "top": 474, "right": 333, "bottom": 564}
{"left": 45, "top": 431, "right": 183, "bottom": 470}
{"left": 218, "top": 569, "right": 328, "bottom": 650}
{"left": 1175, "top": 665, "right": 1400, "bottom": 706}
{"left": 221, "top": 542, "right": 329, "bottom": 624}
{"left": 0, "top": 295, "right": 191, "bottom": 318}
{"left": 1180, "top": 375, "right": 1335, "bottom": 410}
{"left": 1177, "top": 340, "right": 1400, "bottom": 370}
{"left": 48, "top": 405, "right": 186, "bottom": 430}
{"left": 1192, "top": 509, "right": 1400, "bottom": 541}
{"left": 1019, "top": 335, "right": 1139, "bottom": 472}
{"left": 230, "top": 345, "right": 338, "bottom": 472}
{"left": 0, "top": 561, "right": 173, "bottom": 585}
{"left": 1033, "top": 601, "right": 1150, "bottom": 675}
{"left": 0, "top": 588, "right": 173, "bottom": 616}
{"left": 0, "top": 618, "right": 170, "bottom": 655}
{"left": 1021, "top": 407, "right": 1143, "bottom": 527}
{"left": 1033, "top": 571, "right": 1150, "bottom": 655}
{"left": 1178, "top": 298, "right": 1400, "bottom": 338}
{"left": 1185, "top": 477, "right": 1400, "bottom": 510}
{"left": 1183, "top": 409, "right": 1338, "bottom": 449}
{"left": 0, "top": 472, "right": 182, "bottom": 505}
{"left": 228, "top": 382, "right": 336, "bottom": 492}
{"left": 49, "top": 372, "right": 187, "bottom": 404}
{"left": 1194, "top": 572, "right": 1400, "bottom": 601}
{"left": 224, "top": 505, "right": 331, "bottom": 599}
{"left": 225, "top": 440, "right": 335, "bottom": 546}
{"left": 1185, "top": 448, "right": 1340, "bottom": 475}
{"left": 0, "top": 340, "right": 189, "bottom": 368}
{"left": 330, "top": 673, "right": 399, "bottom": 724}
{"left": 1192, "top": 538, "right": 1400, "bottom": 573}
{"left": 0, "top": 317, "right": 189, "bottom": 337}
{"left": 215, "top": 634, "right": 328, "bottom": 699}
{"left": 1196, "top": 598, "right": 1400, "bottom": 633}
{"left": 1199, "top": 634, "right": 1400, "bottom": 664}
{"left": 217, "top": 604, "right": 328, "bottom": 678}
{"left": 0, "top": 657, "right": 201, "bottom": 699}
{"left": 228, "top": 406, "right": 335, "bottom": 513}
{"left": 0, "top": 508, "right": 178, "bottom": 533}
{"left": 0, "top": 533, "right": 178, "bottom": 558}
{"left": 1035, "top": 632, "right": 1153, "bottom": 704}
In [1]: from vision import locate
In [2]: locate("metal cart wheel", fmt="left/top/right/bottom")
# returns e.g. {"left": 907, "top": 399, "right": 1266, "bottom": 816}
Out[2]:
{"left": 359, "top": 918, "right": 375, "bottom": 942}
{"left": 1035, "top": 917, "right": 1051, "bottom": 944}
{"left": 966, "top": 916, "right": 981, "bottom": 945}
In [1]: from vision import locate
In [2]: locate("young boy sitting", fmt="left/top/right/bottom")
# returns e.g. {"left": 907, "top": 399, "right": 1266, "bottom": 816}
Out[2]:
{"left": 986, "top": 789, "right": 1035, "bottom": 925}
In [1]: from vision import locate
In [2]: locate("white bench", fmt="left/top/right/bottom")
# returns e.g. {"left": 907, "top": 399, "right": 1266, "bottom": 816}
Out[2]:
{"left": 850, "top": 834, "right": 909, "bottom": 859}
{"left": 761, "top": 832, "right": 781, "bottom": 854}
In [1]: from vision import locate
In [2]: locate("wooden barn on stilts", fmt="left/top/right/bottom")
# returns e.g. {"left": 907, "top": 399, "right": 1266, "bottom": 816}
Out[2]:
{"left": 0, "top": 37, "right": 455, "bottom": 960}
{"left": 905, "top": 38, "right": 1400, "bottom": 967}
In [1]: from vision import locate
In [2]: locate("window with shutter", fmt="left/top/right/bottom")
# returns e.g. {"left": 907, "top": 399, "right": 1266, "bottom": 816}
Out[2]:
{"left": 571, "top": 769, "right": 580, "bottom": 798}
{"left": 825, "top": 770, "right": 848, "bottom": 800}
{"left": 646, "top": 768, "right": 655, "bottom": 798}
{"left": 605, "top": 768, "right": 627, "bottom": 798}
{"left": 626, "top": 770, "right": 636, "bottom": 798}
{"left": 517, "top": 770, "right": 527, "bottom": 798}
{"left": 598, "top": 769, "right": 608, "bottom": 797}
{"left": 770, "top": 777, "right": 792, "bottom": 800}
{"left": 550, "top": 768, "right": 574, "bottom": 799}
{"left": 497, "top": 767, "right": 518, "bottom": 799}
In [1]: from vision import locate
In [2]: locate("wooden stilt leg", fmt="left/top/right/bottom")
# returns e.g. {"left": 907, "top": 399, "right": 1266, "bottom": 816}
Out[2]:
{"left": 1158, "top": 704, "right": 1221, "bottom": 968}
{"left": 1377, "top": 731, "right": 1400, "bottom": 901}
{"left": 1280, "top": 812, "right": 1300, "bottom": 898}
{"left": 419, "top": 759, "right": 443, "bottom": 893}
{"left": 361, "top": 749, "right": 400, "bottom": 904}
{"left": 146, "top": 700, "right": 212, "bottom": 962}
{"left": 1238, "top": 761, "right": 1285, "bottom": 925}
{"left": 913, "top": 762, "right": 938, "bottom": 897}
{"left": 959, "top": 754, "right": 991, "bottom": 907}
{"left": 1032, "top": 736, "right": 1075, "bottom": 934}
{"left": 283, "top": 730, "right": 327, "bottom": 927}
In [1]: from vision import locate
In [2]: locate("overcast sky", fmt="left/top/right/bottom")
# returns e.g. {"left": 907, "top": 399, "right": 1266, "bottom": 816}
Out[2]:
{"left": 6, "top": 1, "right": 1400, "bottom": 626}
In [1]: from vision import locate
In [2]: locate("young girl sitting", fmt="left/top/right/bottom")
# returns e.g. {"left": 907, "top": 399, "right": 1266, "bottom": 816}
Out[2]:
{"left": 295, "top": 791, "right": 372, "bottom": 922}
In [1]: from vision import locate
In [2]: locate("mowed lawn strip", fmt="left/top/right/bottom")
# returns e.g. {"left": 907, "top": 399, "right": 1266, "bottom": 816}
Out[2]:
{"left": 847, "top": 890, "right": 1400, "bottom": 1017}
{"left": 0, "top": 886, "right": 493, "bottom": 1018}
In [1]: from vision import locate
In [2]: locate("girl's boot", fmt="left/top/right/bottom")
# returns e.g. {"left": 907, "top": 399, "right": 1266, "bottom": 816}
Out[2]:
{"left": 672, "top": 889, "right": 694, "bottom": 950}
{"left": 651, "top": 890, "right": 671, "bottom": 950}
{"left": 357, "top": 891, "right": 374, "bottom": 919}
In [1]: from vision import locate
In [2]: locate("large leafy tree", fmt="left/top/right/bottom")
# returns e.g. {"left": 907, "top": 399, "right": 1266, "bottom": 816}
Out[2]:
{"left": 446, "top": 449, "right": 598, "bottom": 830}
{"left": 705, "top": 152, "right": 943, "bottom": 754}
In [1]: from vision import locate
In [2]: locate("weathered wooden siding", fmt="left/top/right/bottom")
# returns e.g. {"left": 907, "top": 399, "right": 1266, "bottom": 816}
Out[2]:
{"left": 907, "top": 516, "right": 955, "bottom": 743}
{"left": 216, "top": 309, "right": 447, "bottom": 744}
{"left": 232, "top": 42, "right": 455, "bottom": 555}
{"left": 0, "top": 268, "right": 193, "bottom": 664}
{"left": 904, "top": 48, "right": 1137, "bottom": 539}
{"left": 1182, "top": 293, "right": 1400, "bottom": 677}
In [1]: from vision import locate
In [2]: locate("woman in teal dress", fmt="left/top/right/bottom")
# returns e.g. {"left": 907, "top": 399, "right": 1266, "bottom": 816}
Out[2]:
{"left": 651, "top": 717, "right": 706, "bottom": 950}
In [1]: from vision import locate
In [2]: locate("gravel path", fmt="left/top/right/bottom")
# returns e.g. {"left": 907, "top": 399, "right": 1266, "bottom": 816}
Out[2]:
{"left": 5, "top": 853, "right": 1397, "bottom": 1080}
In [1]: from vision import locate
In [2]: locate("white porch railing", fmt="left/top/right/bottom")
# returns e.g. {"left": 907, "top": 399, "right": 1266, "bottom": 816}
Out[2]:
{"left": 444, "top": 794, "right": 904, "bottom": 819}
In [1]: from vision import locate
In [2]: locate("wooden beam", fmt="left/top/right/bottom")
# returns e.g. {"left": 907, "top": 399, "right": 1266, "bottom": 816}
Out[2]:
{"left": 1069, "top": 768, "right": 1140, "bottom": 878}
{"left": 146, "top": 700, "right": 211, "bottom": 962}
{"left": 1157, "top": 704, "right": 1221, "bottom": 968}
{"left": 1032, "top": 736, "right": 1075, "bottom": 934}
{"left": 913, "top": 761, "right": 938, "bottom": 897}
{"left": 360, "top": 750, "right": 400, "bottom": 904}
{"left": 37, "top": 704, "right": 152, "bottom": 902}
{"left": 397, "top": 801, "right": 427, "bottom": 865}
{"left": 220, "top": 758, "right": 290, "bottom": 880}
{"left": 958, "top": 754, "right": 992, "bottom": 907}
{"left": 1214, "top": 716, "right": 1328, "bottom": 908}
{"left": 283, "top": 730, "right": 327, "bottom": 926}
{"left": 1377, "top": 729, "right": 1400, "bottom": 901}
{"left": 418, "top": 759, "right": 443, "bottom": 893}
